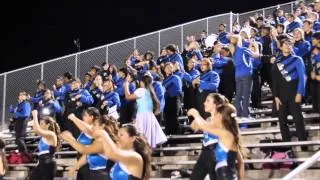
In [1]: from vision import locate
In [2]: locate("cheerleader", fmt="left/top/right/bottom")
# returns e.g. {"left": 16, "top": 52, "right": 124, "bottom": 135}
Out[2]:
{"left": 93, "top": 124, "right": 151, "bottom": 180}
{"left": 189, "top": 103, "right": 244, "bottom": 180}
{"left": 29, "top": 110, "right": 61, "bottom": 180}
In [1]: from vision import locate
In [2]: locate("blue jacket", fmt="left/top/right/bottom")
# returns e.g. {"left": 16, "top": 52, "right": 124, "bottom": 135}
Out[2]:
{"left": 12, "top": 101, "right": 31, "bottom": 119}
{"left": 30, "top": 90, "right": 45, "bottom": 110}
{"left": 39, "top": 100, "right": 62, "bottom": 117}
{"left": 69, "top": 89, "right": 94, "bottom": 105}
{"left": 233, "top": 46, "right": 253, "bottom": 78}
{"left": 115, "top": 77, "right": 125, "bottom": 97}
{"left": 186, "top": 49, "right": 203, "bottom": 60}
{"left": 153, "top": 81, "right": 166, "bottom": 112}
{"left": 212, "top": 54, "right": 228, "bottom": 75}
{"left": 157, "top": 55, "right": 170, "bottom": 65}
{"left": 286, "top": 21, "right": 302, "bottom": 34}
{"left": 84, "top": 81, "right": 93, "bottom": 91}
{"left": 163, "top": 74, "right": 182, "bottom": 97}
{"left": 242, "top": 40, "right": 250, "bottom": 48}
{"left": 168, "top": 53, "right": 185, "bottom": 71}
{"left": 199, "top": 71, "right": 220, "bottom": 92}
{"left": 102, "top": 91, "right": 121, "bottom": 109}
{"left": 54, "top": 86, "right": 66, "bottom": 102}
{"left": 174, "top": 70, "right": 184, "bottom": 80}
{"left": 183, "top": 69, "right": 200, "bottom": 85}
{"left": 121, "top": 82, "right": 136, "bottom": 106}
{"left": 293, "top": 40, "right": 311, "bottom": 58}
{"left": 90, "top": 87, "right": 104, "bottom": 105}
{"left": 218, "top": 31, "right": 230, "bottom": 44}
{"left": 275, "top": 54, "right": 306, "bottom": 95}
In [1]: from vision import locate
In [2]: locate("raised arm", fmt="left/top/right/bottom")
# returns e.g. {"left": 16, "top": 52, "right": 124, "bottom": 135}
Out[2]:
{"left": 124, "top": 78, "right": 138, "bottom": 101}
{"left": 32, "top": 110, "right": 56, "bottom": 140}
{"left": 68, "top": 113, "right": 93, "bottom": 136}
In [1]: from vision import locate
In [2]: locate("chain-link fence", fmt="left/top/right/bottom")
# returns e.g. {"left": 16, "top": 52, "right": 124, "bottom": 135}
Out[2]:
{"left": 0, "top": 1, "right": 296, "bottom": 130}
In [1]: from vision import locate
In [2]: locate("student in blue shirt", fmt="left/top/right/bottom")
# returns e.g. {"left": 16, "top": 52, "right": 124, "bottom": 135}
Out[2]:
{"left": 303, "top": 19, "right": 313, "bottom": 45}
{"left": 83, "top": 72, "right": 93, "bottom": 91}
{"left": 61, "top": 115, "right": 118, "bottom": 180}
{"left": 286, "top": 13, "right": 302, "bottom": 34}
{"left": 150, "top": 72, "right": 166, "bottom": 125}
{"left": 229, "top": 34, "right": 260, "bottom": 120}
{"left": 272, "top": 39, "right": 307, "bottom": 145}
{"left": 166, "top": 44, "right": 185, "bottom": 72}
{"left": 250, "top": 42, "right": 263, "bottom": 109}
{"left": 100, "top": 79, "right": 121, "bottom": 116}
{"left": 53, "top": 76, "right": 66, "bottom": 107}
{"left": 192, "top": 58, "right": 220, "bottom": 119}
{"left": 8, "top": 91, "right": 31, "bottom": 159}
{"left": 310, "top": 46, "right": 320, "bottom": 114}
{"left": 182, "top": 58, "right": 200, "bottom": 110}
{"left": 89, "top": 75, "right": 104, "bottom": 108}
{"left": 217, "top": 23, "right": 230, "bottom": 44}
{"left": 38, "top": 89, "right": 62, "bottom": 119}
{"left": 163, "top": 62, "right": 182, "bottom": 135}
{"left": 28, "top": 80, "right": 46, "bottom": 110}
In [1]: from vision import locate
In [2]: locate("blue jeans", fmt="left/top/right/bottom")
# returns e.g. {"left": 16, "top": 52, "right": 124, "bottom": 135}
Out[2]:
{"left": 235, "top": 76, "right": 252, "bottom": 117}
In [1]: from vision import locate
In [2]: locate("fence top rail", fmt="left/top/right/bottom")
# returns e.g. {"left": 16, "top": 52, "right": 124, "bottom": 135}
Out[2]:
{"left": 239, "top": 1, "right": 294, "bottom": 16}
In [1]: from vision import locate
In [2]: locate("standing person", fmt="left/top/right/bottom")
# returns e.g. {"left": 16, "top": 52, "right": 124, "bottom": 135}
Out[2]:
{"left": 100, "top": 79, "right": 121, "bottom": 117}
{"left": 53, "top": 76, "right": 66, "bottom": 107}
{"left": 250, "top": 42, "right": 263, "bottom": 109}
{"left": 151, "top": 73, "right": 166, "bottom": 125}
{"left": 310, "top": 46, "right": 320, "bottom": 113}
{"left": 28, "top": 80, "right": 46, "bottom": 110}
{"left": 29, "top": 110, "right": 60, "bottom": 180}
{"left": 0, "top": 139, "right": 8, "bottom": 180}
{"left": 64, "top": 78, "right": 94, "bottom": 138}
{"left": 219, "top": 47, "right": 236, "bottom": 102}
{"left": 60, "top": 114, "right": 118, "bottom": 180}
{"left": 89, "top": 75, "right": 104, "bottom": 108}
{"left": 93, "top": 124, "right": 152, "bottom": 180}
{"left": 217, "top": 23, "right": 230, "bottom": 44}
{"left": 124, "top": 74, "right": 167, "bottom": 148}
{"left": 119, "top": 72, "right": 137, "bottom": 125}
{"left": 163, "top": 62, "right": 183, "bottom": 135}
{"left": 8, "top": 91, "right": 32, "bottom": 163}
{"left": 189, "top": 103, "right": 245, "bottom": 180}
{"left": 182, "top": 58, "right": 200, "bottom": 110}
{"left": 83, "top": 72, "right": 93, "bottom": 91}
{"left": 192, "top": 58, "right": 220, "bottom": 119}
{"left": 272, "top": 39, "right": 307, "bottom": 145}
{"left": 188, "top": 93, "right": 229, "bottom": 180}
{"left": 67, "top": 108, "right": 100, "bottom": 180}
{"left": 229, "top": 34, "right": 260, "bottom": 120}
{"left": 38, "top": 89, "right": 62, "bottom": 118}
{"left": 166, "top": 44, "right": 185, "bottom": 72}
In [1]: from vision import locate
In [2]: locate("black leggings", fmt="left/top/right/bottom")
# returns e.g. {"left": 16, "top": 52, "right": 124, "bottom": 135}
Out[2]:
{"left": 216, "top": 166, "right": 238, "bottom": 180}
{"left": 14, "top": 119, "right": 28, "bottom": 153}
{"left": 190, "top": 145, "right": 216, "bottom": 180}
{"left": 30, "top": 158, "right": 56, "bottom": 180}
{"left": 89, "top": 170, "right": 110, "bottom": 180}
{"left": 77, "top": 164, "right": 90, "bottom": 180}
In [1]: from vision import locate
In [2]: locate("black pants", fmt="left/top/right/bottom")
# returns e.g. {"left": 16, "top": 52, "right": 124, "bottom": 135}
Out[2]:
{"left": 196, "top": 90, "right": 213, "bottom": 120}
{"left": 216, "top": 166, "right": 238, "bottom": 180}
{"left": 77, "top": 164, "right": 90, "bottom": 180}
{"left": 251, "top": 69, "right": 261, "bottom": 108}
{"left": 89, "top": 170, "right": 109, "bottom": 180}
{"left": 183, "top": 86, "right": 197, "bottom": 110}
{"left": 30, "top": 157, "right": 56, "bottom": 180}
{"left": 191, "top": 145, "right": 216, "bottom": 180}
{"left": 164, "top": 96, "right": 181, "bottom": 135}
{"left": 156, "top": 112, "right": 164, "bottom": 126}
{"left": 14, "top": 119, "right": 28, "bottom": 153}
{"left": 119, "top": 101, "right": 137, "bottom": 125}
{"left": 311, "top": 80, "right": 320, "bottom": 113}
{"left": 278, "top": 99, "right": 307, "bottom": 141}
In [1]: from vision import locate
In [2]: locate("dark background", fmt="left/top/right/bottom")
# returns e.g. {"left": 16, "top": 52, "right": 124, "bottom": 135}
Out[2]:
{"left": 1, "top": 0, "right": 292, "bottom": 73}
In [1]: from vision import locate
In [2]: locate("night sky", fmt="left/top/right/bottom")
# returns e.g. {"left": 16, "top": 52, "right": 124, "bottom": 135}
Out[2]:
{"left": 1, "top": 0, "right": 292, "bottom": 73}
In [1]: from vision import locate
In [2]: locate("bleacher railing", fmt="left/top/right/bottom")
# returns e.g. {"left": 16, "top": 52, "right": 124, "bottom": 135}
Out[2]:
{"left": 0, "top": 1, "right": 295, "bottom": 129}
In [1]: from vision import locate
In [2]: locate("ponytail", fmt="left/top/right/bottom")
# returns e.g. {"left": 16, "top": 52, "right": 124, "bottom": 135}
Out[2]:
{"left": 42, "top": 116, "right": 61, "bottom": 150}
{"left": 141, "top": 75, "right": 160, "bottom": 114}
{"left": 97, "top": 115, "right": 119, "bottom": 143}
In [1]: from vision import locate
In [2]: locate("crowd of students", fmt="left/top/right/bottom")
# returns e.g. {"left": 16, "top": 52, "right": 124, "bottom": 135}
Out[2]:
{"left": 2, "top": 1, "right": 320, "bottom": 179}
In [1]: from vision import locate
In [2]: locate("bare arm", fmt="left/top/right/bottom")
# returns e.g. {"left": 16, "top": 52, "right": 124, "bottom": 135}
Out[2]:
{"left": 60, "top": 131, "right": 103, "bottom": 154}
{"left": 68, "top": 114, "right": 93, "bottom": 136}
{"left": 0, "top": 155, "right": 4, "bottom": 176}
{"left": 124, "top": 80, "right": 138, "bottom": 101}
{"left": 32, "top": 110, "right": 56, "bottom": 144}
{"left": 237, "top": 148, "right": 245, "bottom": 180}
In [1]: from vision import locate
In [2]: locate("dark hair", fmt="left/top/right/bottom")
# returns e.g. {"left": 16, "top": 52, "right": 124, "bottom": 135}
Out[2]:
{"left": 122, "top": 124, "right": 151, "bottom": 180}
{"left": 280, "top": 39, "right": 293, "bottom": 47}
{"left": 91, "top": 65, "right": 101, "bottom": 72}
{"left": 166, "top": 44, "right": 178, "bottom": 53}
{"left": 0, "top": 139, "right": 8, "bottom": 174}
{"left": 63, "top": 72, "right": 73, "bottom": 80}
{"left": 84, "top": 107, "right": 101, "bottom": 121}
{"left": 103, "top": 78, "right": 116, "bottom": 91}
{"left": 36, "top": 80, "right": 46, "bottom": 87}
{"left": 141, "top": 75, "right": 160, "bottom": 114}
{"left": 119, "top": 68, "right": 129, "bottom": 77}
{"left": 107, "top": 64, "right": 118, "bottom": 76}
{"left": 276, "top": 23, "right": 285, "bottom": 29}
{"left": 207, "top": 93, "right": 229, "bottom": 108}
{"left": 221, "top": 46, "right": 232, "bottom": 57}
{"left": 40, "top": 116, "right": 61, "bottom": 150}
{"left": 96, "top": 115, "right": 119, "bottom": 143}
{"left": 144, "top": 51, "right": 154, "bottom": 60}
{"left": 303, "top": 19, "right": 313, "bottom": 25}
{"left": 216, "top": 103, "right": 241, "bottom": 149}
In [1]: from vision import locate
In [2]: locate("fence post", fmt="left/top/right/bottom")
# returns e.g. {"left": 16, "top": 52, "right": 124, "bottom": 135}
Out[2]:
{"left": 291, "top": 2, "right": 294, "bottom": 14}
{"left": 181, "top": 25, "right": 183, "bottom": 53}
{"left": 237, "top": 13, "right": 239, "bottom": 24}
{"left": 106, "top": 45, "right": 108, "bottom": 64}
{"left": 158, "top": 31, "right": 161, "bottom": 56}
{"left": 133, "top": 38, "right": 136, "bottom": 49}
{"left": 229, "top": 11, "right": 233, "bottom": 33}
{"left": 41, "top": 63, "right": 44, "bottom": 80}
{"left": 75, "top": 54, "right": 78, "bottom": 78}
{"left": 2, "top": 73, "right": 7, "bottom": 131}
{"left": 206, "top": 18, "right": 209, "bottom": 34}
{"left": 262, "top": 8, "right": 265, "bottom": 18}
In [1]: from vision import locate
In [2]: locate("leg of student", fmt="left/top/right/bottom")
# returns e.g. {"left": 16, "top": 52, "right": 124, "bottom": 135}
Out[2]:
{"left": 14, "top": 119, "right": 28, "bottom": 153}
{"left": 278, "top": 101, "right": 291, "bottom": 141}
